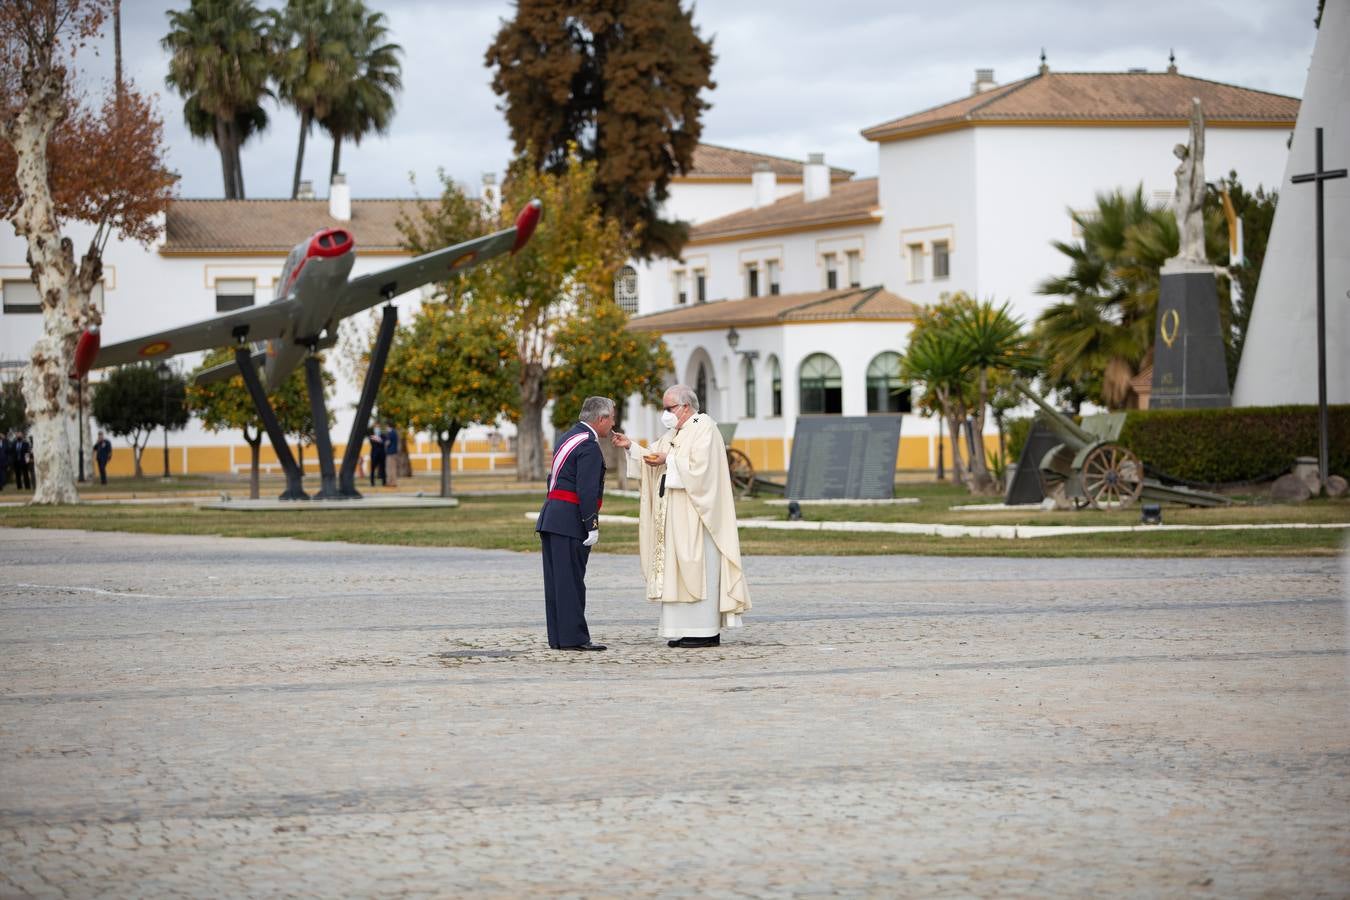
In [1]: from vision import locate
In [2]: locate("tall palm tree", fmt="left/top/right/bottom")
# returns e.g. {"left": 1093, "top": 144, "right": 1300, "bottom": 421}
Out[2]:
{"left": 319, "top": 2, "right": 402, "bottom": 182}
{"left": 272, "top": 0, "right": 359, "bottom": 198}
{"left": 163, "top": 0, "right": 275, "bottom": 199}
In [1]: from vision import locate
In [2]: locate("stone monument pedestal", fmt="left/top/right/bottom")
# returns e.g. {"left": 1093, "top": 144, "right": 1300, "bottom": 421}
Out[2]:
{"left": 1149, "top": 262, "right": 1231, "bottom": 409}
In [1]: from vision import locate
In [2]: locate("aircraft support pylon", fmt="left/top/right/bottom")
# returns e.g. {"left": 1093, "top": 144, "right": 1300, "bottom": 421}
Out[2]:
{"left": 338, "top": 303, "right": 398, "bottom": 498}
{"left": 234, "top": 345, "right": 309, "bottom": 501}
{"left": 304, "top": 352, "right": 342, "bottom": 500}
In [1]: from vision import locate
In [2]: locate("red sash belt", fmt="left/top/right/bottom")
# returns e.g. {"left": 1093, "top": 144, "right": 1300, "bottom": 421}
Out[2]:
{"left": 547, "top": 489, "right": 602, "bottom": 510}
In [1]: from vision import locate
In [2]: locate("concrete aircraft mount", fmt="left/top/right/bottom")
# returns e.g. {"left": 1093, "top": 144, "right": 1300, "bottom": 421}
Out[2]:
{"left": 73, "top": 200, "right": 543, "bottom": 502}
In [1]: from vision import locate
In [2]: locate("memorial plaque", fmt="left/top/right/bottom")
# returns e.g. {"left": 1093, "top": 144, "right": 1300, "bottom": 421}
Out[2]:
{"left": 1150, "top": 269, "right": 1231, "bottom": 408}
{"left": 785, "top": 416, "right": 903, "bottom": 500}
{"left": 1005, "top": 418, "right": 1061, "bottom": 505}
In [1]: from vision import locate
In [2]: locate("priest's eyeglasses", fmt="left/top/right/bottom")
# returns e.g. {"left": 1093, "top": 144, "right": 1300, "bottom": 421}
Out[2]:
{"left": 663, "top": 403, "right": 686, "bottom": 412}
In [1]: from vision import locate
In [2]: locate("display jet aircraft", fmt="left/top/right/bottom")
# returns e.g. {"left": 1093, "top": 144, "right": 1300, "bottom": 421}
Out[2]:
{"left": 73, "top": 199, "right": 542, "bottom": 501}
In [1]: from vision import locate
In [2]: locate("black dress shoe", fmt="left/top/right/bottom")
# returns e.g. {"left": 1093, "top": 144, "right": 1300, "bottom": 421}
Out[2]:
{"left": 559, "top": 642, "right": 607, "bottom": 651}
{"left": 670, "top": 635, "right": 720, "bottom": 648}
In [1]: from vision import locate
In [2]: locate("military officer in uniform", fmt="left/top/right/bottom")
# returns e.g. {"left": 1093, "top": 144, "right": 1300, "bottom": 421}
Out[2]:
{"left": 536, "top": 396, "right": 614, "bottom": 651}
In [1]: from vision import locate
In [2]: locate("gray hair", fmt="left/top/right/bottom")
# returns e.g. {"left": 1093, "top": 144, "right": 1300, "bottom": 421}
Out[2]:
{"left": 579, "top": 396, "right": 616, "bottom": 422}
{"left": 666, "top": 384, "right": 699, "bottom": 412}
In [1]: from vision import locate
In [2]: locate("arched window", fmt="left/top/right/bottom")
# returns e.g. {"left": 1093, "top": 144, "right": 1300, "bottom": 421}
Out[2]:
{"left": 743, "top": 357, "right": 757, "bottom": 419}
{"left": 614, "top": 265, "right": 638, "bottom": 314}
{"left": 866, "top": 351, "right": 911, "bottom": 413}
{"left": 799, "top": 353, "right": 843, "bottom": 414}
{"left": 695, "top": 362, "right": 708, "bottom": 411}
{"left": 768, "top": 355, "right": 782, "bottom": 417}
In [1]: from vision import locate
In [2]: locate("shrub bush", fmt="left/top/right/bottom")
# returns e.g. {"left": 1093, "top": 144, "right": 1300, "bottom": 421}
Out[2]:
{"left": 1117, "top": 404, "right": 1350, "bottom": 484}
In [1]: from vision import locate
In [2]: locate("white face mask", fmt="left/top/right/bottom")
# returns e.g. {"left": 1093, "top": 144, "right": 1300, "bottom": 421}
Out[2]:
{"left": 660, "top": 409, "right": 679, "bottom": 430}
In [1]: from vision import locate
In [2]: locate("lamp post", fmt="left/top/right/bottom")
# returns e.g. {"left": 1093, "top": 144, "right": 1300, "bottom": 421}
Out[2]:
{"left": 156, "top": 361, "right": 171, "bottom": 480}
{"left": 74, "top": 375, "right": 86, "bottom": 483}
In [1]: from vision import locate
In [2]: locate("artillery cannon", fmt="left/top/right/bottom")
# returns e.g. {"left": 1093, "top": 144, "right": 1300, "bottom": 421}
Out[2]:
{"left": 1011, "top": 380, "right": 1229, "bottom": 510}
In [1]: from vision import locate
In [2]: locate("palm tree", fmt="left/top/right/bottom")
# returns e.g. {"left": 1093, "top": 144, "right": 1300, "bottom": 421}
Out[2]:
{"left": 1035, "top": 187, "right": 1176, "bottom": 408}
{"left": 319, "top": 2, "right": 402, "bottom": 182}
{"left": 272, "top": 0, "right": 360, "bottom": 198}
{"left": 949, "top": 297, "right": 1036, "bottom": 493}
{"left": 901, "top": 320, "right": 975, "bottom": 487}
{"left": 163, "top": 0, "right": 275, "bottom": 199}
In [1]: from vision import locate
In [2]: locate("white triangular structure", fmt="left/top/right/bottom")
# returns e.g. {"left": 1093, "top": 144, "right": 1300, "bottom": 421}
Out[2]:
{"left": 1233, "top": 0, "right": 1350, "bottom": 406}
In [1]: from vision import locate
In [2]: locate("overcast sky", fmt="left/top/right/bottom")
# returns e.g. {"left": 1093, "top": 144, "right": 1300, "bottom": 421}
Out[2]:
{"left": 97, "top": 0, "right": 1320, "bottom": 200}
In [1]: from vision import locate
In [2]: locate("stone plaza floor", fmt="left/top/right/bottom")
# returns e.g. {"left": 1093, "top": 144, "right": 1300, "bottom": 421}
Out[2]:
{"left": 1, "top": 528, "right": 1347, "bottom": 897}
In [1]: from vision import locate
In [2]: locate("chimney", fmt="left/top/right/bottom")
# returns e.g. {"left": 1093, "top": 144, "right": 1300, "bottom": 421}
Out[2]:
{"left": 328, "top": 173, "right": 350, "bottom": 221}
{"left": 751, "top": 162, "right": 777, "bottom": 208}
{"left": 802, "top": 153, "right": 830, "bottom": 202}
{"left": 971, "top": 68, "right": 997, "bottom": 94}
{"left": 481, "top": 172, "right": 500, "bottom": 213}
{"left": 297, "top": 179, "right": 315, "bottom": 200}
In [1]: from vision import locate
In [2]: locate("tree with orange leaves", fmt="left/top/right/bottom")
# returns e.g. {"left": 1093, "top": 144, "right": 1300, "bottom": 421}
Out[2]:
{"left": 0, "top": 0, "right": 177, "bottom": 504}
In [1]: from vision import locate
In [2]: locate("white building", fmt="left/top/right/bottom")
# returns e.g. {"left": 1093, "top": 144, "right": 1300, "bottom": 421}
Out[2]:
{"left": 624, "top": 63, "right": 1298, "bottom": 469}
{"left": 1, "top": 64, "right": 1299, "bottom": 475}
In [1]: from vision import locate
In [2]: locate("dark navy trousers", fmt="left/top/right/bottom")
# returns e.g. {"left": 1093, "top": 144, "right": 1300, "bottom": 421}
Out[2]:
{"left": 540, "top": 531, "right": 592, "bottom": 648}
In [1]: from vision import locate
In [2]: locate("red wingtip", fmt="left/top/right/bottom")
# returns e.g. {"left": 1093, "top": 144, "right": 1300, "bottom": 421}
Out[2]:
{"left": 72, "top": 327, "right": 100, "bottom": 379}
{"left": 510, "top": 199, "right": 543, "bottom": 254}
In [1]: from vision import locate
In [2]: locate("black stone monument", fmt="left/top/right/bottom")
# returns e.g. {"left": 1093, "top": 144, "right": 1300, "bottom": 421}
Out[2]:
{"left": 1005, "top": 418, "right": 1061, "bottom": 505}
{"left": 786, "top": 416, "right": 903, "bottom": 500}
{"left": 1149, "top": 263, "right": 1231, "bottom": 409}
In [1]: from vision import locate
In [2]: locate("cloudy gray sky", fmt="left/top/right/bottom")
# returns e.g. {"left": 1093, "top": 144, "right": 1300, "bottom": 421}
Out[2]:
{"left": 99, "top": 0, "right": 1320, "bottom": 199}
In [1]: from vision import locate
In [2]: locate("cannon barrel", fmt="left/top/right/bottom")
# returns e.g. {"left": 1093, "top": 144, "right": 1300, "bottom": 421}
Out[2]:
{"left": 1010, "top": 379, "right": 1095, "bottom": 447}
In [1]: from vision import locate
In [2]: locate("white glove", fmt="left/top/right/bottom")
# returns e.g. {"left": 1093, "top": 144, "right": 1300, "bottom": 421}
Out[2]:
{"left": 583, "top": 529, "right": 599, "bottom": 547}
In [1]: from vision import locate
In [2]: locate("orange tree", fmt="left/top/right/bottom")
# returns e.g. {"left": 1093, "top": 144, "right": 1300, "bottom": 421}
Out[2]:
{"left": 549, "top": 299, "right": 671, "bottom": 431}
{"left": 397, "top": 150, "right": 630, "bottom": 481}
{"left": 378, "top": 302, "right": 518, "bottom": 497}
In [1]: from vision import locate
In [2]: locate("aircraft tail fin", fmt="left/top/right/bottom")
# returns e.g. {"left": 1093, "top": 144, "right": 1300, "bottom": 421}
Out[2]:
{"left": 193, "top": 351, "right": 264, "bottom": 386}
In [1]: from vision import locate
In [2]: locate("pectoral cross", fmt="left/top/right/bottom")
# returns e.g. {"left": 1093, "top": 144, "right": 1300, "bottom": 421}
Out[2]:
{"left": 1290, "top": 127, "right": 1347, "bottom": 494}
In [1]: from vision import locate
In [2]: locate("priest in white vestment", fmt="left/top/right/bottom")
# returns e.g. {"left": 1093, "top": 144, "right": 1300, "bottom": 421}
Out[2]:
{"left": 612, "top": 385, "right": 750, "bottom": 647}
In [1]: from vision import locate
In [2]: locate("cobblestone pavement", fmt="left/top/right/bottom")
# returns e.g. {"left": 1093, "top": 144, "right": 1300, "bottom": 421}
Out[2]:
{"left": 1, "top": 528, "right": 1347, "bottom": 898}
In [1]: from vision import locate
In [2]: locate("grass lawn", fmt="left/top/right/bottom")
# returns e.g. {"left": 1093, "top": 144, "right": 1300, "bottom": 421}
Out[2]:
{"left": 2, "top": 474, "right": 1346, "bottom": 557}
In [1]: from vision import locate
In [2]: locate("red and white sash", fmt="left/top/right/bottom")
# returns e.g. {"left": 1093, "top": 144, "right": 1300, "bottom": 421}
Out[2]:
{"left": 548, "top": 429, "right": 592, "bottom": 491}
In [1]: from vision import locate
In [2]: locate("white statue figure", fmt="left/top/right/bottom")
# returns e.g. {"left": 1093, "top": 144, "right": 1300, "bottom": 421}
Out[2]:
{"left": 1171, "top": 97, "right": 1209, "bottom": 266}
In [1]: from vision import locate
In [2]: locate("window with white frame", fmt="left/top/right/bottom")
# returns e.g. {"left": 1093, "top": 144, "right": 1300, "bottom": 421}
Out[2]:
{"left": 866, "top": 351, "right": 910, "bottom": 413}
{"left": 674, "top": 270, "right": 688, "bottom": 305}
{"left": 799, "top": 353, "right": 843, "bottom": 415}
{"left": 823, "top": 253, "right": 838, "bottom": 290}
{"left": 768, "top": 354, "right": 782, "bottom": 417}
{"left": 614, "top": 265, "right": 639, "bottom": 313}
{"left": 695, "top": 269, "right": 707, "bottom": 303}
{"left": 1, "top": 279, "right": 40, "bottom": 314}
{"left": 3, "top": 280, "right": 104, "bottom": 315}
{"left": 846, "top": 250, "right": 861, "bottom": 288}
{"left": 932, "top": 240, "right": 950, "bottom": 279}
{"left": 907, "top": 243, "right": 925, "bottom": 282}
{"left": 745, "top": 263, "right": 759, "bottom": 298}
{"left": 766, "top": 259, "right": 780, "bottom": 295}
{"left": 215, "top": 278, "right": 256, "bottom": 312}
{"left": 743, "top": 356, "right": 757, "bottom": 419}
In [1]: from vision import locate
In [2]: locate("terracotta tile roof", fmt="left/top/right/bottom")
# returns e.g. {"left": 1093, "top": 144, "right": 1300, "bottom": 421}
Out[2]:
{"left": 162, "top": 199, "right": 426, "bottom": 253}
{"left": 862, "top": 70, "right": 1299, "bottom": 142}
{"left": 626, "top": 285, "right": 919, "bottom": 333}
{"left": 682, "top": 142, "right": 853, "bottom": 181}
{"left": 686, "top": 177, "right": 879, "bottom": 244}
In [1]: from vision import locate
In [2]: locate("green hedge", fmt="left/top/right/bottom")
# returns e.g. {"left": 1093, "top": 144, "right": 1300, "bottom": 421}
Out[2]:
{"left": 1117, "top": 404, "right": 1350, "bottom": 484}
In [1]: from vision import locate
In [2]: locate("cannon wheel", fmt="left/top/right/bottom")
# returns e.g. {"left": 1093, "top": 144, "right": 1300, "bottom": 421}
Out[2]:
{"left": 727, "top": 448, "right": 755, "bottom": 497}
{"left": 1080, "top": 443, "right": 1144, "bottom": 510}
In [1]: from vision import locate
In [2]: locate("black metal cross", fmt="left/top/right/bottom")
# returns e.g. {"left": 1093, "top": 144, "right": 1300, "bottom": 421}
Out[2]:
{"left": 1290, "top": 127, "right": 1347, "bottom": 494}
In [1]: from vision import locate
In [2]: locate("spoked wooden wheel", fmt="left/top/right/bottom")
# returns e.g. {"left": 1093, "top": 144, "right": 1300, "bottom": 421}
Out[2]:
{"left": 1080, "top": 443, "right": 1143, "bottom": 510}
{"left": 727, "top": 448, "right": 755, "bottom": 497}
